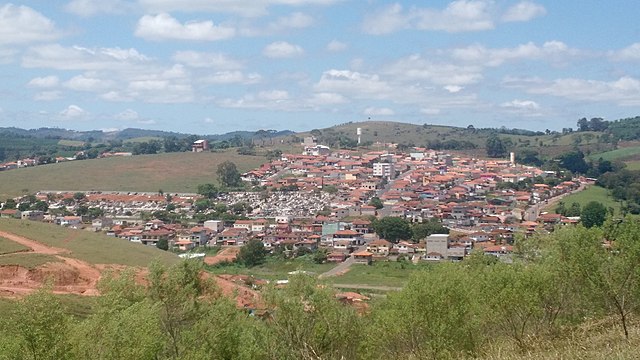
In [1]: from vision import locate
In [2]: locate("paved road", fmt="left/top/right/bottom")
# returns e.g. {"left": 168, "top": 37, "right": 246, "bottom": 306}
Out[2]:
{"left": 523, "top": 183, "right": 586, "bottom": 221}
{"left": 318, "top": 245, "right": 367, "bottom": 279}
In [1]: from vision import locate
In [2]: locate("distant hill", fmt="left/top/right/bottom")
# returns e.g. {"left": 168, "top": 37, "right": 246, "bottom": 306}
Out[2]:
{"left": 0, "top": 126, "right": 294, "bottom": 143}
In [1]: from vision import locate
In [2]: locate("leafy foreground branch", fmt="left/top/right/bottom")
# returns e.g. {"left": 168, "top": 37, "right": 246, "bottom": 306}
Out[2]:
{"left": 2, "top": 219, "right": 640, "bottom": 359}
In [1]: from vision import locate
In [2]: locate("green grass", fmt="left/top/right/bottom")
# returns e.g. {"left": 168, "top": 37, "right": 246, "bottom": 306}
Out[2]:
{"left": 588, "top": 145, "right": 640, "bottom": 161}
{"left": 0, "top": 219, "right": 178, "bottom": 267}
{"left": 0, "top": 253, "right": 60, "bottom": 268}
{"left": 0, "top": 150, "right": 265, "bottom": 198}
{"left": 549, "top": 185, "right": 622, "bottom": 215}
{"left": 57, "top": 139, "right": 85, "bottom": 147}
{"left": 324, "top": 261, "right": 433, "bottom": 288}
{"left": 123, "top": 136, "right": 163, "bottom": 143}
{"left": 0, "top": 237, "right": 29, "bottom": 255}
{"left": 624, "top": 160, "right": 640, "bottom": 170}
{"left": 206, "top": 256, "right": 335, "bottom": 281}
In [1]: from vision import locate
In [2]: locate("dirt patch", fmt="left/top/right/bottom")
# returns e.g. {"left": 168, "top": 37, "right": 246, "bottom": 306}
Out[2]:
{"left": 204, "top": 247, "right": 240, "bottom": 265}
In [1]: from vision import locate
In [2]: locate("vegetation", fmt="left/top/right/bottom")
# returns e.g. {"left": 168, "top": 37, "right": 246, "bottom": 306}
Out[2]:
{"left": 0, "top": 237, "right": 29, "bottom": 255}
{"left": 236, "top": 239, "right": 266, "bottom": 267}
{"left": 0, "top": 219, "right": 640, "bottom": 358}
{"left": 216, "top": 160, "right": 242, "bottom": 188}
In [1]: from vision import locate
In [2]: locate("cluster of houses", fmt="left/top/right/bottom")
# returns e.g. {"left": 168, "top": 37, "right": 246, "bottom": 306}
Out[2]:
{"left": 0, "top": 143, "right": 588, "bottom": 263}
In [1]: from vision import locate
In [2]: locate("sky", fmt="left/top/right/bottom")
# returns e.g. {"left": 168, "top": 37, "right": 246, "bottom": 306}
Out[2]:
{"left": 1, "top": 1, "right": 640, "bottom": 134}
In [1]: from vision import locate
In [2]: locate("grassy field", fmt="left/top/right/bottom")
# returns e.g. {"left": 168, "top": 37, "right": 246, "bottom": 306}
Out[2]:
{"left": 0, "top": 237, "right": 29, "bottom": 255}
{"left": 206, "top": 256, "right": 335, "bottom": 281}
{"left": 587, "top": 145, "right": 640, "bottom": 161}
{"left": 0, "top": 219, "right": 178, "bottom": 267}
{"left": 549, "top": 185, "right": 621, "bottom": 215}
{"left": 0, "top": 150, "right": 266, "bottom": 198}
{"left": 57, "top": 139, "right": 85, "bottom": 147}
{"left": 324, "top": 261, "right": 432, "bottom": 288}
{"left": 624, "top": 160, "right": 640, "bottom": 170}
{"left": 0, "top": 253, "right": 60, "bottom": 268}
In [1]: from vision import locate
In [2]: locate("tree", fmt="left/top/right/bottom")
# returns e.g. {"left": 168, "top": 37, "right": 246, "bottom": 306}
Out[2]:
{"left": 237, "top": 240, "right": 266, "bottom": 267}
{"left": 411, "top": 219, "right": 449, "bottom": 242}
{"left": 156, "top": 238, "right": 169, "bottom": 251}
{"left": 372, "top": 217, "right": 412, "bottom": 243}
{"left": 486, "top": 134, "right": 507, "bottom": 158}
{"left": 217, "top": 161, "right": 242, "bottom": 188}
{"left": 3, "top": 198, "right": 16, "bottom": 209}
{"left": 312, "top": 248, "right": 328, "bottom": 264}
{"left": 11, "top": 289, "right": 72, "bottom": 360}
{"left": 197, "top": 183, "right": 218, "bottom": 199}
{"left": 369, "top": 197, "right": 384, "bottom": 209}
{"left": 558, "top": 150, "right": 589, "bottom": 174}
{"left": 581, "top": 201, "right": 607, "bottom": 228}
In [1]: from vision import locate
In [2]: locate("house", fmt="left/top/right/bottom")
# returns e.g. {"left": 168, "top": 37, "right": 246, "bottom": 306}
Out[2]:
{"left": 21, "top": 210, "right": 45, "bottom": 221}
{"left": 367, "top": 239, "right": 393, "bottom": 255}
{"left": 352, "top": 250, "right": 374, "bottom": 265}
{"left": 192, "top": 139, "right": 209, "bottom": 152}
{"left": 327, "top": 252, "right": 347, "bottom": 263}
{"left": 426, "top": 234, "right": 449, "bottom": 258}
{"left": 92, "top": 217, "right": 113, "bottom": 231}
{"left": 0, "top": 209, "right": 20, "bottom": 219}
{"left": 175, "top": 240, "right": 196, "bottom": 251}
{"left": 396, "top": 241, "right": 416, "bottom": 254}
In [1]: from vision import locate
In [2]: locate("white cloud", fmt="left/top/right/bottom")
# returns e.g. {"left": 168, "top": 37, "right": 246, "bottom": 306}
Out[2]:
{"left": 65, "top": 0, "right": 134, "bottom": 16}
{"left": 0, "top": 4, "right": 61, "bottom": 45}
{"left": 500, "top": 99, "right": 541, "bottom": 116}
{"left": 22, "top": 44, "right": 150, "bottom": 70}
{"left": 263, "top": 41, "right": 304, "bottom": 58}
{"left": 204, "top": 117, "right": 215, "bottom": 123}
{"left": 326, "top": 40, "right": 347, "bottom": 52}
{"left": 172, "top": 50, "right": 243, "bottom": 69}
{"left": 135, "top": 13, "right": 236, "bottom": 41}
{"left": 202, "top": 71, "right": 262, "bottom": 84}
{"left": 59, "top": 104, "right": 88, "bottom": 119}
{"left": 383, "top": 54, "right": 483, "bottom": 86}
{"left": 314, "top": 69, "right": 393, "bottom": 99}
{"left": 27, "top": 75, "right": 59, "bottom": 88}
{"left": 500, "top": 99, "right": 540, "bottom": 110}
{"left": 64, "top": 74, "right": 113, "bottom": 92}
{"left": 362, "top": 1, "right": 494, "bottom": 35}
{"left": 114, "top": 109, "right": 139, "bottom": 121}
{"left": 507, "top": 76, "right": 640, "bottom": 106}
{"left": 444, "top": 85, "right": 464, "bottom": 93}
{"left": 502, "top": 1, "right": 546, "bottom": 22}
{"left": 610, "top": 43, "right": 640, "bottom": 61}
{"left": 450, "top": 41, "right": 577, "bottom": 66}
{"left": 364, "top": 107, "right": 394, "bottom": 116}
{"left": 138, "top": 0, "right": 339, "bottom": 17}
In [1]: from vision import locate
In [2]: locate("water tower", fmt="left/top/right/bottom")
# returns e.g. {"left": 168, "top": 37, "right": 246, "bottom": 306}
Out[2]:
{"left": 356, "top": 127, "right": 362, "bottom": 145}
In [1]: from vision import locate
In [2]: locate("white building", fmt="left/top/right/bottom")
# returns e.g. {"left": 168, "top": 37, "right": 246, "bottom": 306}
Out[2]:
{"left": 373, "top": 162, "right": 394, "bottom": 179}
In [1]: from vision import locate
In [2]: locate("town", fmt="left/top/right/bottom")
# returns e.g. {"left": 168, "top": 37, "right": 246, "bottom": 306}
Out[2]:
{"left": 0, "top": 136, "right": 587, "bottom": 266}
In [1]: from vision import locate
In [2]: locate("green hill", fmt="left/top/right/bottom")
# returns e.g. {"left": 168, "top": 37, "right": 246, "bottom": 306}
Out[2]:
{"left": 0, "top": 150, "right": 265, "bottom": 199}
